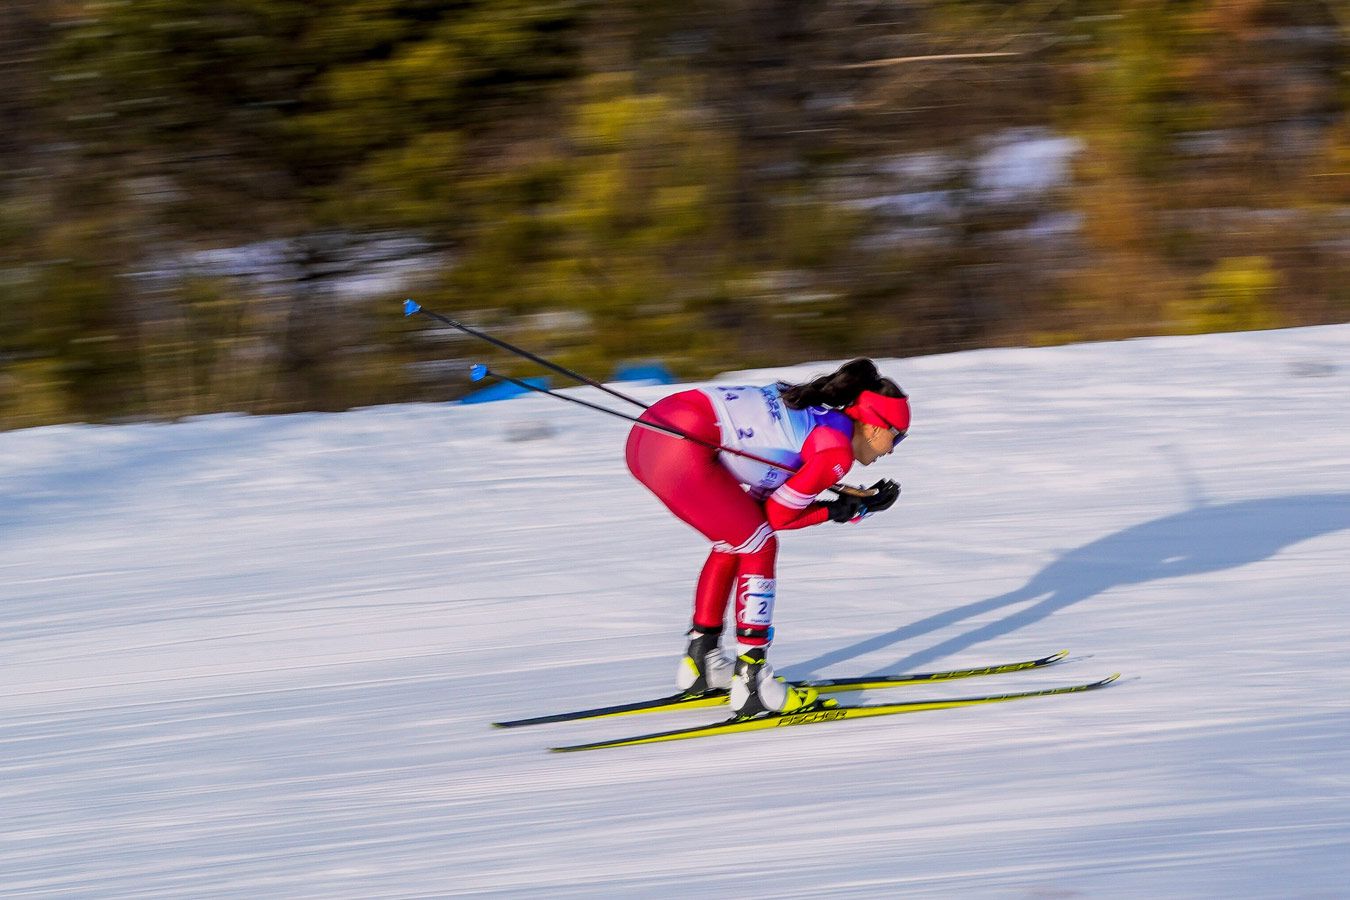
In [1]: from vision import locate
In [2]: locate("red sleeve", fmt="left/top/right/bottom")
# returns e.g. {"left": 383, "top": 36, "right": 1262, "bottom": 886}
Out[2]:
{"left": 764, "top": 426, "right": 854, "bottom": 531}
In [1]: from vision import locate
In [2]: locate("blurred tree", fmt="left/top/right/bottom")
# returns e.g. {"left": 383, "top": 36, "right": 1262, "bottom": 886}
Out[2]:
{"left": 1177, "top": 255, "right": 1282, "bottom": 333}
{"left": 443, "top": 73, "right": 745, "bottom": 373}
{"left": 2, "top": 0, "right": 1344, "bottom": 428}
{"left": 45, "top": 0, "right": 584, "bottom": 414}
{"left": 0, "top": 0, "right": 53, "bottom": 425}
{"left": 1061, "top": 0, "right": 1346, "bottom": 338}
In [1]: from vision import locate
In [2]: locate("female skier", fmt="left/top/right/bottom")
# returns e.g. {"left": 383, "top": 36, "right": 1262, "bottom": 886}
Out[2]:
{"left": 625, "top": 358, "right": 909, "bottom": 718}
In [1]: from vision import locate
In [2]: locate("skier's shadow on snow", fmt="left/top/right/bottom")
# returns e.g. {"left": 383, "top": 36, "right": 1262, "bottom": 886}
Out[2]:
{"left": 788, "top": 493, "right": 1350, "bottom": 679}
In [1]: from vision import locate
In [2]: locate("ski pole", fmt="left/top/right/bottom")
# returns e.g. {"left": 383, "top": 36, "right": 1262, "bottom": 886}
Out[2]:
{"left": 404, "top": 299, "right": 650, "bottom": 411}
{"left": 404, "top": 300, "right": 869, "bottom": 489}
{"left": 469, "top": 363, "right": 793, "bottom": 470}
{"left": 469, "top": 364, "right": 688, "bottom": 440}
{"left": 468, "top": 364, "right": 869, "bottom": 496}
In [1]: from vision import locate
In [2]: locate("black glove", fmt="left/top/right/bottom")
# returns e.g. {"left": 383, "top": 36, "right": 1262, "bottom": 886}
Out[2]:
{"left": 824, "top": 492, "right": 867, "bottom": 523}
{"left": 867, "top": 479, "right": 901, "bottom": 512}
{"left": 824, "top": 480, "right": 901, "bottom": 523}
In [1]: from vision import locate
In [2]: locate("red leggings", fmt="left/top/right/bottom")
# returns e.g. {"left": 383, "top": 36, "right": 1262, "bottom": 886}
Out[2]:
{"left": 625, "top": 391, "right": 777, "bottom": 644}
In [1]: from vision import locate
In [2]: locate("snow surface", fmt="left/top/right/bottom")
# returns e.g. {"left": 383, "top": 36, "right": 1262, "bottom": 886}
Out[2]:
{"left": 3, "top": 326, "right": 1349, "bottom": 898}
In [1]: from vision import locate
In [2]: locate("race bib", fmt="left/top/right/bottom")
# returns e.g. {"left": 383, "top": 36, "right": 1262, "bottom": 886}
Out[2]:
{"left": 738, "top": 575, "right": 776, "bottom": 626}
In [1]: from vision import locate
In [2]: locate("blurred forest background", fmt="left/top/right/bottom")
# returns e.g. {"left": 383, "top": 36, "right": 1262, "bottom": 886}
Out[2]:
{"left": 1, "top": 0, "right": 1346, "bottom": 428}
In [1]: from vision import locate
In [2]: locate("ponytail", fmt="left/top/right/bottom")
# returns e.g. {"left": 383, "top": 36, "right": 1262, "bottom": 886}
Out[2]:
{"left": 779, "top": 358, "right": 906, "bottom": 410}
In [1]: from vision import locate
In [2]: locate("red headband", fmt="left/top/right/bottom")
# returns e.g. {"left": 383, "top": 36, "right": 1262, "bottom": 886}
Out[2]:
{"left": 844, "top": 390, "right": 911, "bottom": 432}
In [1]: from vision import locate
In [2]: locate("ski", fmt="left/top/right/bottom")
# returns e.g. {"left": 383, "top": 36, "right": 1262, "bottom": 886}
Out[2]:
{"left": 550, "top": 673, "right": 1120, "bottom": 752}
{"left": 492, "top": 649, "right": 1069, "bottom": 728}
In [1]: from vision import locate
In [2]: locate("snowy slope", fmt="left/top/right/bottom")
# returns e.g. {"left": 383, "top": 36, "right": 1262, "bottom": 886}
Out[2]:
{"left": 2, "top": 326, "right": 1348, "bottom": 898}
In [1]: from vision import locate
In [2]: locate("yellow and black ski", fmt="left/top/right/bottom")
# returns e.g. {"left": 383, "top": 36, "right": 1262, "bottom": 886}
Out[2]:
{"left": 550, "top": 673, "right": 1120, "bottom": 752}
{"left": 493, "top": 650, "right": 1069, "bottom": 728}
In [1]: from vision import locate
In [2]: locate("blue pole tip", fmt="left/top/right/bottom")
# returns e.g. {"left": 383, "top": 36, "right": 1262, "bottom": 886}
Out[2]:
{"left": 403, "top": 299, "right": 422, "bottom": 317}
{"left": 470, "top": 363, "right": 489, "bottom": 382}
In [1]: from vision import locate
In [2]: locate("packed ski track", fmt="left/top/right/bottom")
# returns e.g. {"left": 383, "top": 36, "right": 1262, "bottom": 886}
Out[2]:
{"left": 2, "top": 326, "right": 1348, "bottom": 898}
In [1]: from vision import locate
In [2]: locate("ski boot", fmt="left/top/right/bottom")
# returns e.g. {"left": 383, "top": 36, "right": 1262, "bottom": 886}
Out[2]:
{"left": 677, "top": 626, "right": 735, "bottom": 695}
{"left": 729, "top": 645, "right": 827, "bottom": 718}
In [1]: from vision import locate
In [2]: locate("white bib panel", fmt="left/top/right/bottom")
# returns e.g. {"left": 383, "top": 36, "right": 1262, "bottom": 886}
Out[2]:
{"left": 700, "top": 385, "right": 820, "bottom": 495}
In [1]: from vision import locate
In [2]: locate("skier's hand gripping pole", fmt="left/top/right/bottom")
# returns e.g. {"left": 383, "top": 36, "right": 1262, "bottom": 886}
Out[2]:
{"left": 823, "top": 479, "right": 901, "bottom": 523}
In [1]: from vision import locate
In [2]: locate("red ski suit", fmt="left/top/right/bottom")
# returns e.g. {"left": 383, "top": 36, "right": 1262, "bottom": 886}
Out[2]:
{"left": 625, "top": 388, "right": 855, "bottom": 644}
